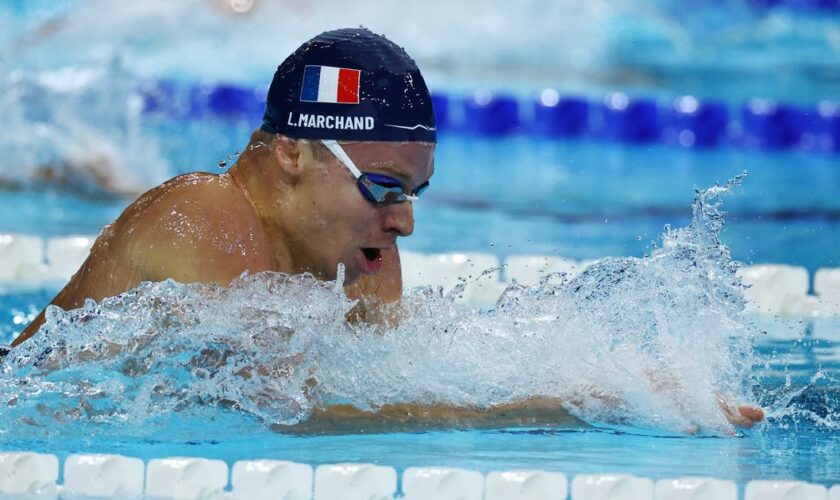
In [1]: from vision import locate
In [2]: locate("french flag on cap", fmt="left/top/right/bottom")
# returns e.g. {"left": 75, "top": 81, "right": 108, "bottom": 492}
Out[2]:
{"left": 300, "top": 65, "right": 361, "bottom": 104}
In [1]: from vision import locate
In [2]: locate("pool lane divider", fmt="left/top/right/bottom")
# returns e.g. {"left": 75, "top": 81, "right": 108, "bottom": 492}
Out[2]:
{"left": 1, "top": 234, "right": 838, "bottom": 317}
{"left": 0, "top": 452, "right": 836, "bottom": 499}
{"left": 138, "top": 80, "right": 840, "bottom": 153}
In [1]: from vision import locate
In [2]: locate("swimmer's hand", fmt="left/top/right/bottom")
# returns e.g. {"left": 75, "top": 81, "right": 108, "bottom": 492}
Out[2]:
{"left": 718, "top": 397, "right": 764, "bottom": 430}
{"left": 644, "top": 369, "right": 764, "bottom": 434}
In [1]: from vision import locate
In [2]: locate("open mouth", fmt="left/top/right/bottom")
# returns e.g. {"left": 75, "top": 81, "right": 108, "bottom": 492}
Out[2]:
{"left": 361, "top": 247, "right": 382, "bottom": 262}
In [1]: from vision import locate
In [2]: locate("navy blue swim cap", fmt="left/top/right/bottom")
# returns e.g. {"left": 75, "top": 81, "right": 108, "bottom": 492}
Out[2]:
{"left": 262, "top": 28, "right": 436, "bottom": 143}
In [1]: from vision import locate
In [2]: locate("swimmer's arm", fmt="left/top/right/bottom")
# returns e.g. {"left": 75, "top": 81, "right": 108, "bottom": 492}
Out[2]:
{"left": 14, "top": 179, "right": 271, "bottom": 347}
{"left": 126, "top": 183, "right": 272, "bottom": 286}
{"left": 13, "top": 229, "right": 136, "bottom": 347}
{"left": 281, "top": 390, "right": 764, "bottom": 435}
{"left": 344, "top": 246, "right": 403, "bottom": 325}
{"left": 277, "top": 397, "right": 582, "bottom": 434}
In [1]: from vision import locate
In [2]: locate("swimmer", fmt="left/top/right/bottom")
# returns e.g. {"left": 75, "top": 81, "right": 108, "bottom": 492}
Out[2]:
{"left": 7, "top": 28, "right": 763, "bottom": 433}
{"left": 2, "top": 156, "right": 132, "bottom": 197}
{"left": 14, "top": 27, "right": 432, "bottom": 347}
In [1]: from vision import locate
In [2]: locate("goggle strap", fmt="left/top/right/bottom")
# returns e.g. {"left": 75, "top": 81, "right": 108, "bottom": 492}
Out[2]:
{"left": 322, "top": 139, "right": 420, "bottom": 203}
{"left": 321, "top": 140, "right": 363, "bottom": 180}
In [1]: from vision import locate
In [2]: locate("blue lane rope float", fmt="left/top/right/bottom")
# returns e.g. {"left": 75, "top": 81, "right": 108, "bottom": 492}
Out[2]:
{"left": 137, "top": 80, "right": 839, "bottom": 153}
{"left": 532, "top": 91, "right": 590, "bottom": 138}
{"left": 664, "top": 96, "right": 730, "bottom": 148}
{"left": 462, "top": 90, "right": 521, "bottom": 136}
{"left": 431, "top": 94, "right": 450, "bottom": 133}
{"left": 596, "top": 93, "right": 662, "bottom": 143}
{"left": 748, "top": 0, "right": 840, "bottom": 11}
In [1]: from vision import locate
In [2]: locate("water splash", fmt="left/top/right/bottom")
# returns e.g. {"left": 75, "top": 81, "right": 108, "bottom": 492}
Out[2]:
{"left": 0, "top": 59, "right": 169, "bottom": 196}
{"left": 0, "top": 176, "right": 799, "bottom": 437}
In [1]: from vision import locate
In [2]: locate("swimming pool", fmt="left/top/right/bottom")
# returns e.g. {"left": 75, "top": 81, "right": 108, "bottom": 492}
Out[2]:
{"left": 1, "top": 187, "right": 838, "bottom": 494}
{"left": 1, "top": 0, "right": 839, "bottom": 497}
{"left": 1, "top": 282, "right": 839, "bottom": 481}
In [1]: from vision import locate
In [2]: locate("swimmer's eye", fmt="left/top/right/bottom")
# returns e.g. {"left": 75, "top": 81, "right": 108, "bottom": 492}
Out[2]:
{"left": 358, "top": 173, "right": 420, "bottom": 205}
{"left": 321, "top": 139, "right": 429, "bottom": 205}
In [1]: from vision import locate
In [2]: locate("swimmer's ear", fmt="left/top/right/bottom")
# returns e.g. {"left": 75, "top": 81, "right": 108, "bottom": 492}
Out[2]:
{"left": 272, "top": 135, "right": 304, "bottom": 177}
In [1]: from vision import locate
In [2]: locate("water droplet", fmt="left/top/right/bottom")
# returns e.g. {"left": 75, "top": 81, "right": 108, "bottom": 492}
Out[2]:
{"left": 218, "top": 160, "right": 227, "bottom": 168}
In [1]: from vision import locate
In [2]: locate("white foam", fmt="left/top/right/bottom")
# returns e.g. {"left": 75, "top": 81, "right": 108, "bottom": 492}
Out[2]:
{"left": 485, "top": 470, "right": 568, "bottom": 500}
{"left": 231, "top": 460, "right": 312, "bottom": 500}
{"left": 402, "top": 467, "right": 484, "bottom": 500}
{"left": 63, "top": 453, "right": 144, "bottom": 497}
{"left": 313, "top": 463, "right": 396, "bottom": 500}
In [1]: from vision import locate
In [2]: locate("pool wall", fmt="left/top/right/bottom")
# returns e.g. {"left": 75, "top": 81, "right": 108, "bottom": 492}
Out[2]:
{"left": 0, "top": 451, "right": 836, "bottom": 499}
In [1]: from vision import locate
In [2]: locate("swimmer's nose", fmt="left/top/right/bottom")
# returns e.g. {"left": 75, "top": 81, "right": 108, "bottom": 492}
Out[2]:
{"left": 382, "top": 201, "right": 414, "bottom": 237}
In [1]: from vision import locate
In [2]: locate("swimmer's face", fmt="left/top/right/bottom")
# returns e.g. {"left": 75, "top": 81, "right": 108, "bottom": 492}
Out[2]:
{"left": 287, "top": 140, "right": 434, "bottom": 284}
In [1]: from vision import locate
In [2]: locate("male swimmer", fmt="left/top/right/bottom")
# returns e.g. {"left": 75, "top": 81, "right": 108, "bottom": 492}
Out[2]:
{"left": 6, "top": 28, "right": 763, "bottom": 432}
{"left": 13, "top": 27, "right": 432, "bottom": 346}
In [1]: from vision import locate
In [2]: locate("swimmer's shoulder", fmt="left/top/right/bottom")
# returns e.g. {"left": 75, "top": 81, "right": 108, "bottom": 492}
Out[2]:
{"left": 113, "top": 173, "right": 273, "bottom": 284}
{"left": 121, "top": 172, "right": 244, "bottom": 217}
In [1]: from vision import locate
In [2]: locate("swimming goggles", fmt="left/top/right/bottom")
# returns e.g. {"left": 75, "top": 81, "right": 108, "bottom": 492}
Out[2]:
{"left": 321, "top": 139, "right": 429, "bottom": 206}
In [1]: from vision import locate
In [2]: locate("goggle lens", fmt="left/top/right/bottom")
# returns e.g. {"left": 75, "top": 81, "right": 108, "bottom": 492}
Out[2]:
{"left": 358, "top": 173, "right": 429, "bottom": 205}
{"left": 320, "top": 139, "right": 430, "bottom": 206}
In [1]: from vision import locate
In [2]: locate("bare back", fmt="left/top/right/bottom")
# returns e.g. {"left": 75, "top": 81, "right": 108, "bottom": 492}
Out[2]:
{"left": 13, "top": 172, "right": 272, "bottom": 346}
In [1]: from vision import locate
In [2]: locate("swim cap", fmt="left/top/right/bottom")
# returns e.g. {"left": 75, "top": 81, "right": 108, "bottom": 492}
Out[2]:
{"left": 262, "top": 28, "right": 436, "bottom": 143}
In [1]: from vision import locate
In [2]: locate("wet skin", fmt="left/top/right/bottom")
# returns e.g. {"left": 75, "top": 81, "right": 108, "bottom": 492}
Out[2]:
{"left": 14, "top": 132, "right": 435, "bottom": 345}
{"left": 282, "top": 398, "right": 764, "bottom": 435}
{"left": 11, "top": 132, "right": 763, "bottom": 433}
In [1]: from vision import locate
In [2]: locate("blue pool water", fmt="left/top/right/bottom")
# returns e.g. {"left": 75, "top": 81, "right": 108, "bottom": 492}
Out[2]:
{"left": 1, "top": 288, "right": 839, "bottom": 485}
{"left": 1, "top": 0, "right": 839, "bottom": 490}
{"left": 1, "top": 182, "right": 839, "bottom": 485}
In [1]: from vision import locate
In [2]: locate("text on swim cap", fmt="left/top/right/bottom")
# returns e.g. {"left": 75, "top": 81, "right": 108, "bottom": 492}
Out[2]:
{"left": 287, "top": 112, "right": 374, "bottom": 130}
